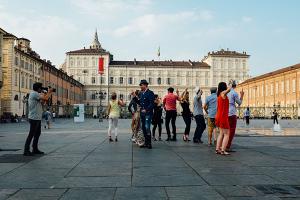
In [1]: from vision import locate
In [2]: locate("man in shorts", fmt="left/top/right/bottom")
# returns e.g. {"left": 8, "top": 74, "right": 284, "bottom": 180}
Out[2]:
{"left": 204, "top": 87, "right": 217, "bottom": 146}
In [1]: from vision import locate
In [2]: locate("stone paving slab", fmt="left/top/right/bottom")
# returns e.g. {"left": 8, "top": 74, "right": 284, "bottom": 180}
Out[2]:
{"left": 59, "top": 188, "right": 116, "bottom": 200}
{"left": 6, "top": 189, "right": 66, "bottom": 200}
{"left": 0, "top": 119, "right": 300, "bottom": 199}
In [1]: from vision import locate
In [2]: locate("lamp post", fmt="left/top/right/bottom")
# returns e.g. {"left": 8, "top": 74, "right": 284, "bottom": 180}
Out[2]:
{"left": 96, "top": 90, "right": 107, "bottom": 122}
{"left": 22, "top": 94, "right": 29, "bottom": 118}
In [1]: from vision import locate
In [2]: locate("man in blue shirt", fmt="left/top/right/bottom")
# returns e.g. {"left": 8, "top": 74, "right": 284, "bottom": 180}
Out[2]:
{"left": 139, "top": 80, "right": 155, "bottom": 149}
{"left": 226, "top": 80, "right": 244, "bottom": 151}
{"left": 204, "top": 87, "right": 217, "bottom": 146}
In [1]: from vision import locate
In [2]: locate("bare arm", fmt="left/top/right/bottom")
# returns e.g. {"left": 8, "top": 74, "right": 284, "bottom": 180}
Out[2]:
{"left": 203, "top": 103, "right": 208, "bottom": 114}
{"left": 107, "top": 104, "right": 111, "bottom": 115}
{"left": 39, "top": 89, "right": 53, "bottom": 102}
{"left": 221, "top": 87, "right": 232, "bottom": 99}
{"left": 118, "top": 99, "right": 125, "bottom": 107}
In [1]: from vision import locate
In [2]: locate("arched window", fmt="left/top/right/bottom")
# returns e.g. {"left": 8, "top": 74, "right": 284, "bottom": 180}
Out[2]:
{"left": 157, "top": 77, "right": 161, "bottom": 85}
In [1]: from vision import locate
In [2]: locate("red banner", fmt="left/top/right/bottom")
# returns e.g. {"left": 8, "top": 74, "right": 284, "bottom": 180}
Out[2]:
{"left": 98, "top": 57, "right": 104, "bottom": 75}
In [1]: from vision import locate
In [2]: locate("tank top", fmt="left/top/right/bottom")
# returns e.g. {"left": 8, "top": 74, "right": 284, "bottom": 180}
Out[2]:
{"left": 109, "top": 100, "right": 120, "bottom": 118}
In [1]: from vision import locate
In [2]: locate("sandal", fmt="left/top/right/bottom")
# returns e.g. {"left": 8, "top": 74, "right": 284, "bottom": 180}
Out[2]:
{"left": 221, "top": 151, "right": 230, "bottom": 156}
{"left": 215, "top": 149, "right": 221, "bottom": 154}
{"left": 183, "top": 135, "right": 187, "bottom": 142}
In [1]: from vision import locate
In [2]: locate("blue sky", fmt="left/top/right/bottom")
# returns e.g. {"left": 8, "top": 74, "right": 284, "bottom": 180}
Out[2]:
{"left": 0, "top": 0, "right": 299, "bottom": 76}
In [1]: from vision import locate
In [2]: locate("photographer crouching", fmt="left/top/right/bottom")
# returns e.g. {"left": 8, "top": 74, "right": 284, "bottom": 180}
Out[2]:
{"left": 23, "top": 82, "right": 54, "bottom": 156}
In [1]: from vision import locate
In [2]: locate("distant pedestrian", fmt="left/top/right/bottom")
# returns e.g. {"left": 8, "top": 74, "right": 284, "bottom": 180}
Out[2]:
{"left": 163, "top": 87, "right": 181, "bottom": 141}
{"left": 152, "top": 95, "right": 163, "bottom": 141}
{"left": 193, "top": 87, "right": 206, "bottom": 144}
{"left": 52, "top": 111, "right": 56, "bottom": 122}
{"left": 107, "top": 92, "right": 125, "bottom": 142}
{"left": 204, "top": 87, "right": 218, "bottom": 146}
{"left": 226, "top": 80, "right": 244, "bottom": 151}
{"left": 215, "top": 82, "right": 232, "bottom": 155}
{"left": 139, "top": 80, "right": 155, "bottom": 149}
{"left": 180, "top": 88, "right": 192, "bottom": 142}
{"left": 244, "top": 107, "right": 250, "bottom": 126}
{"left": 44, "top": 108, "right": 52, "bottom": 129}
{"left": 273, "top": 109, "right": 279, "bottom": 124}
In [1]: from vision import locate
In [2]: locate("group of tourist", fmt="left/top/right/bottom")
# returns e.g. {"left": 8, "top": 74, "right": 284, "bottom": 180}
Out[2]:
{"left": 107, "top": 79, "right": 244, "bottom": 155}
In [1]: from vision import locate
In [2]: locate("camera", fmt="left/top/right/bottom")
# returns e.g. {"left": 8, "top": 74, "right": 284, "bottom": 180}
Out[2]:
{"left": 41, "top": 86, "right": 56, "bottom": 93}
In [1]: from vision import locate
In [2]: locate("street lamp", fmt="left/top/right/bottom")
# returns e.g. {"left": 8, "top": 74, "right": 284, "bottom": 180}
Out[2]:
{"left": 95, "top": 91, "right": 107, "bottom": 122}
{"left": 22, "top": 94, "right": 29, "bottom": 118}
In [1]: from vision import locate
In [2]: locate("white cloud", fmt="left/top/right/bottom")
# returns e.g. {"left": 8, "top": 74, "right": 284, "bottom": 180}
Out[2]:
{"left": 112, "top": 10, "right": 214, "bottom": 37}
{"left": 0, "top": 5, "right": 78, "bottom": 65}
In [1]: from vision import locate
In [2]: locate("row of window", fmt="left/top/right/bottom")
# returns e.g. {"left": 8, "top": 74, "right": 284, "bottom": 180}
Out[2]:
{"left": 14, "top": 73, "right": 38, "bottom": 89}
{"left": 246, "top": 79, "right": 298, "bottom": 98}
{"left": 15, "top": 56, "right": 42, "bottom": 74}
{"left": 70, "top": 68, "right": 210, "bottom": 77}
{"left": 78, "top": 76, "right": 211, "bottom": 86}
{"left": 69, "top": 57, "right": 104, "bottom": 68}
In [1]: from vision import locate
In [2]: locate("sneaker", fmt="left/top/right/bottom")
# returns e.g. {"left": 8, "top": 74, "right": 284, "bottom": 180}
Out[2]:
{"left": 109, "top": 137, "right": 113, "bottom": 142}
{"left": 115, "top": 137, "right": 118, "bottom": 142}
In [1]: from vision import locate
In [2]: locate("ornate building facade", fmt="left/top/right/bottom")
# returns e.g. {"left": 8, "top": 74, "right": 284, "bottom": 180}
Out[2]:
{"left": 0, "top": 27, "right": 83, "bottom": 116}
{"left": 236, "top": 63, "right": 300, "bottom": 108}
{"left": 202, "top": 49, "right": 250, "bottom": 86}
{"left": 64, "top": 31, "right": 250, "bottom": 113}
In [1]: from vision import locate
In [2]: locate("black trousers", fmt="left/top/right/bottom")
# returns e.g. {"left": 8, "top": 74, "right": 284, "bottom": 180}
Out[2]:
{"left": 245, "top": 116, "right": 250, "bottom": 125}
{"left": 273, "top": 117, "right": 278, "bottom": 124}
{"left": 24, "top": 119, "right": 41, "bottom": 152}
{"left": 182, "top": 114, "right": 191, "bottom": 136}
{"left": 165, "top": 110, "right": 177, "bottom": 138}
{"left": 152, "top": 122, "right": 162, "bottom": 138}
{"left": 193, "top": 114, "right": 206, "bottom": 141}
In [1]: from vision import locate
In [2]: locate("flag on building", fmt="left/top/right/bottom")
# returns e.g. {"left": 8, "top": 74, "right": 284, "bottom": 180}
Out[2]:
{"left": 157, "top": 46, "right": 160, "bottom": 57}
{"left": 98, "top": 57, "right": 104, "bottom": 75}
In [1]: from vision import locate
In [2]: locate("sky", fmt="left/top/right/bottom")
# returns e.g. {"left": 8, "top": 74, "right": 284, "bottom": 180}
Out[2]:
{"left": 0, "top": 0, "right": 300, "bottom": 76}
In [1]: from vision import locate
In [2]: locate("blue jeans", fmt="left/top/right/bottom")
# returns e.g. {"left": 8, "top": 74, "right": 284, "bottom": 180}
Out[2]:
{"left": 141, "top": 113, "right": 152, "bottom": 146}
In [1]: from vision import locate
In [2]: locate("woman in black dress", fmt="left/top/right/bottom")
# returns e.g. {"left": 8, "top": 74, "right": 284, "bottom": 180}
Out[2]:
{"left": 180, "top": 89, "right": 192, "bottom": 142}
{"left": 152, "top": 94, "right": 163, "bottom": 141}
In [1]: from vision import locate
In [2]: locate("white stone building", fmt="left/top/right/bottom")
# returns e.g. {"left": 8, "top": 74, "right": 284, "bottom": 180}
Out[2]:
{"left": 202, "top": 49, "right": 250, "bottom": 86}
{"left": 64, "top": 31, "right": 250, "bottom": 111}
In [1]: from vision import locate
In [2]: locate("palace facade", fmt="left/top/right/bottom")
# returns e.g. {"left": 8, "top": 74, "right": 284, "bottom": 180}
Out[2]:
{"left": 63, "top": 31, "right": 250, "bottom": 112}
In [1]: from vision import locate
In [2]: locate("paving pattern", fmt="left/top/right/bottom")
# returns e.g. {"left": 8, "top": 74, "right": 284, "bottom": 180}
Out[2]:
{"left": 0, "top": 118, "right": 300, "bottom": 199}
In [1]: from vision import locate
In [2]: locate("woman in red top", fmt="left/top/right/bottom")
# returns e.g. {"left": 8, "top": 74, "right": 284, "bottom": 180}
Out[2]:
{"left": 215, "top": 82, "right": 232, "bottom": 155}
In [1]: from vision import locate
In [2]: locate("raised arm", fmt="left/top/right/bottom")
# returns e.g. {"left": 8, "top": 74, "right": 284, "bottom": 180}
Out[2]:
{"left": 221, "top": 86, "right": 232, "bottom": 99}
{"left": 39, "top": 89, "right": 54, "bottom": 102}
{"left": 118, "top": 99, "right": 125, "bottom": 107}
{"left": 235, "top": 89, "right": 244, "bottom": 106}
